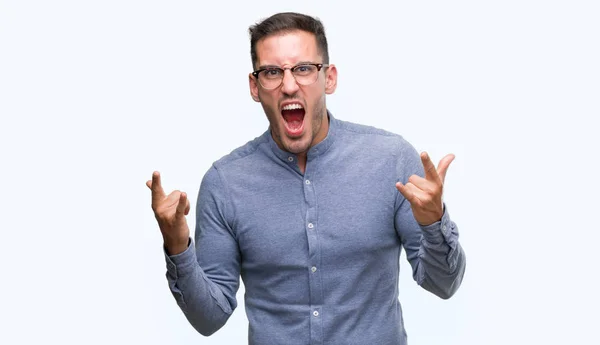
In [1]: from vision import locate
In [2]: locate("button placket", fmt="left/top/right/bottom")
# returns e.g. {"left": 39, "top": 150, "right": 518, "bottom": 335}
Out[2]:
{"left": 304, "top": 166, "right": 323, "bottom": 345}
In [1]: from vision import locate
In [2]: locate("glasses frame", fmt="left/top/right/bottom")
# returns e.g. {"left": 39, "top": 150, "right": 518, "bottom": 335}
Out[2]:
{"left": 251, "top": 63, "right": 329, "bottom": 90}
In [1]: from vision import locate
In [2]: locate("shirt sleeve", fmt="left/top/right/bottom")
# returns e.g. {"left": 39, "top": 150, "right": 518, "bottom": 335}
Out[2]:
{"left": 163, "top": 164, "right": 241, "bottom": 335}
{"left": 393, "top": 139, "right": 466, "bottom": 299}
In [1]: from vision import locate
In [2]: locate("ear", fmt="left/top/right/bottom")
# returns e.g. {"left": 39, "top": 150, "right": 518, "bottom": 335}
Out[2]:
{"left": 249, "top": 73, "right": 261, "bottom": 102}
{"left": 324, "top": 64, "right": 338, "bottom": 95}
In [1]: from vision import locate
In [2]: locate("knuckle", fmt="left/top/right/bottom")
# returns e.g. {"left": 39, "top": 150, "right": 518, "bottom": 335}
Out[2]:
{"left": 152, "top": 204, "right": 163, "bottom": 214}
{"left": 154, "top": 206, "right": 170, "bottom": 220}
{"left": 414, "top": 198, "right": 423, "bottom": 208}
{"left": 427, "top": 183, "right": 440, "bottom": 194}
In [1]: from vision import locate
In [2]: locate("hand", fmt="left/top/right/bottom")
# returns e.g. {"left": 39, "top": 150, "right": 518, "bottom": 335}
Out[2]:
{"left": 395, "top": 152, "right": 454, "bottom": 226}
{"left": 146, "top": 171, "right": 191, "bottom": 255}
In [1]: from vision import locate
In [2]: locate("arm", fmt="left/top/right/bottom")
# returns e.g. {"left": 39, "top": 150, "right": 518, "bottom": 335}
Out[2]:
{"left": 395, "top": 200, "right": 466, "bottom": 299}
{"left": 394, "top": 142, "right": 466, "bottom": 299}
{"left": 149, "top": 166, "right": 241, "bottom": 336}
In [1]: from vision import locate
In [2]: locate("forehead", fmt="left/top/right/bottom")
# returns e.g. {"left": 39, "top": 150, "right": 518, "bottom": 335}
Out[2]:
{"left": 256, "top": 30, "right": 320, "bottom": 67}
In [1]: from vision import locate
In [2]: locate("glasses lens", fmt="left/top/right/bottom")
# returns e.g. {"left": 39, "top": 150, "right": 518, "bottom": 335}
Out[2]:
{"left": 259, "top": 68, "right": 283, "bottom": 89}
{"left": 294, "top": 65, "right": 318, "bottom": 85}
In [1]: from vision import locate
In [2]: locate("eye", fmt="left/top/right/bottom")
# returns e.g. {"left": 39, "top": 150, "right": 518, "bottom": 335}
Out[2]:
{"left": 262, "top": 68, "right": 282, "bottom": 79}
{"left": 293, "top": 65, "right": 316, "bottom": 76}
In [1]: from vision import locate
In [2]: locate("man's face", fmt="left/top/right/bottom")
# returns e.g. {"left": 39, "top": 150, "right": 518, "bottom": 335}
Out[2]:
{"left": 249, "top": 30, "right": 337, "bottom": 155}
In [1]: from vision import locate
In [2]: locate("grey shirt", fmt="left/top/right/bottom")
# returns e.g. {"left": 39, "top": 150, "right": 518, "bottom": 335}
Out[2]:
{"left": 164, "top": 112, "right": 466, "bottom": 345}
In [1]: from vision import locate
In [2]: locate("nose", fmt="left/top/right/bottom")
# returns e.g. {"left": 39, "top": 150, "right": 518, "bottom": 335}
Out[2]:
{"left": 280, "top": 69, "right": 299, "bottom": 95}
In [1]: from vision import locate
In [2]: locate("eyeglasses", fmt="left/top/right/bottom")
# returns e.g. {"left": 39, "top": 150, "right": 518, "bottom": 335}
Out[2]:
{"left": 252, "top": 63, "right": 329, "bottom": 90}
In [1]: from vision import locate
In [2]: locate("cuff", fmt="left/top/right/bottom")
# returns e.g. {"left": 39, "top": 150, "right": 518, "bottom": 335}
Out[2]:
{"left": 164, "top": 238, "right": 196, "bottom": 277}
{"left": 419, "top": 203, "right": 453, "bottom": 244}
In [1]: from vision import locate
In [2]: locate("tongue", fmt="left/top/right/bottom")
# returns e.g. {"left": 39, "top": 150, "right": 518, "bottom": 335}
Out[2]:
{"left": 282, "top": 109, "right": 304, "bottom": 129}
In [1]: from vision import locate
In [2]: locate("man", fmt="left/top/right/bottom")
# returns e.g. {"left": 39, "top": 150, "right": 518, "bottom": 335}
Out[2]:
{"left": 147, "top": 12, "right": 466, "bottom": 345}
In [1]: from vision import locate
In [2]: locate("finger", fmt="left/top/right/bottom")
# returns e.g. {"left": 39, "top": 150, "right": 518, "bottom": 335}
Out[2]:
{"left": 408, "top": 174, "right": 436, "bottom": 194}
{"left": 420, "top": 152, "right": 440, "bottom": 184}
{"left": 176, "top": 192, "right": 188, "bottom": 217}
{"left": 396, "top": 182, "right": 422, "bottom": 205}
{"left": 403, "top": 182, "right": 430, "bottom": 203}
{"left": 146, "top": 180, "right": 152, "bottom": 189}
{"left": 184, "top": 197, "right": 190, "bottom": 216}
{"left": 151, "top": 171, "right": 166, "bottom": 204}
{"left": 437, "top": 154, "right": 455, "bottom": 183}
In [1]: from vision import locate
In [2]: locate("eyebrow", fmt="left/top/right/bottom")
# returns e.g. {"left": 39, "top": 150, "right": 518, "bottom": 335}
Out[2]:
{"left": 256, "top": 61, "right": 315, "bottom": 70}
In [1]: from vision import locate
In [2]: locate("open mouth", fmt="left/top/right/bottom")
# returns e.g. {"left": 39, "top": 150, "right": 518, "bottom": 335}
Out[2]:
{"left": 281, "top": 103, "right": 305, "bottom": 137}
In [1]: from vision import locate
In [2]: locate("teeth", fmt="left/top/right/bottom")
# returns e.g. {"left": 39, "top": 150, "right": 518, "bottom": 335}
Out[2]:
{"left": 282, "top": 103, "right": 303, "bottom": 110}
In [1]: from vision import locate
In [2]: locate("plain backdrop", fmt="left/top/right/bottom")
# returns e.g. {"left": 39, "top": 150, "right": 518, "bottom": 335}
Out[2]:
{"left": 1, "top": 0, "right": 599, "bottom": 344}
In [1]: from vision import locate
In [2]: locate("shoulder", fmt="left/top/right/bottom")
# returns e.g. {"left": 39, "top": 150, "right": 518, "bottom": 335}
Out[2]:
{"left": 333, "top": 116, "right": 422, "bottom": 176}
{"left": 210, "top": 131, "right": 270, "bottom": 171}
{"left": 198, "top": 131, "right": 269, "bottom": 192}
{"left": 334, "top": 117, "right": 416, "bottom": 155}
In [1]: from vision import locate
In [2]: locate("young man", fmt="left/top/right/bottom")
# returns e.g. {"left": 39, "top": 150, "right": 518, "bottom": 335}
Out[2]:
{"left": 147, "top": 12, "right": 466, "bottom": 345}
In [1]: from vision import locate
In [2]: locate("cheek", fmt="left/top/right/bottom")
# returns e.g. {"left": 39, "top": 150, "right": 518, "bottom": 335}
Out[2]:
{"left": 258, "top": 90, "right": 279, "bottom": 108}
{"left": 309, "top": 92, "right": 325, "bottom": 115}
{"left": 259, "top": 94, "right": 281, "bottom": 124}
{"left": 305, "top": 89, "right": 323, "bottom": 114}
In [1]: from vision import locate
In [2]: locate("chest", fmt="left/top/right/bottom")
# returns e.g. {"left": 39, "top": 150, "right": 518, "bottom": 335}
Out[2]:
{"left": 231, "top": 157, "right": 399, "bottom": 271}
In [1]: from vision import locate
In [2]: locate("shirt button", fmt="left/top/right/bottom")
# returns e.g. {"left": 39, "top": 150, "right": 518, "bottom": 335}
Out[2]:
{"left": 305, "top": 179, "right": 311, "bottom": 184}
{"left": 288, "top": 157, "right": 294, "bottom": 162}
{"left": 442, "top": 225, "right": 447, "bottom": 231}
{"left": 311, "top": 266, "right": 317, "bottom": 273}
{"left": 313, "top": 311, "right": 319, "bottom": 317}
{"left": 308, "top": 223, "right": 314, "bottom": 229}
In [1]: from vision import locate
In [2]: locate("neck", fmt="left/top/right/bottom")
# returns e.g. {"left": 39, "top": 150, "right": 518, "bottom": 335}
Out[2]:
{"left": 297, "top": 153, "right": 307, "bottom": 174}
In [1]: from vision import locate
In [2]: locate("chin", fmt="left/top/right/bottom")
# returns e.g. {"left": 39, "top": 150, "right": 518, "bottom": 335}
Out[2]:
{"left": 282, "top": 135, "right": 312, "bottom": 154}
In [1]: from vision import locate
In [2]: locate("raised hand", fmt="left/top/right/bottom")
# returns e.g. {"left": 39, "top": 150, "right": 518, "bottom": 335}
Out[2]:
{"left": 395, "top": 152, "right": 454, "bottom": 226}
{"left": 147, "top": 171, "right": 191, "bottom": 255}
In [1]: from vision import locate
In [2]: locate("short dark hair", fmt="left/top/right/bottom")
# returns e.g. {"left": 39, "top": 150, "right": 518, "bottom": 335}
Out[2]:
{"left": 248, "top": 12, "right": 329, "bottom": 69}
